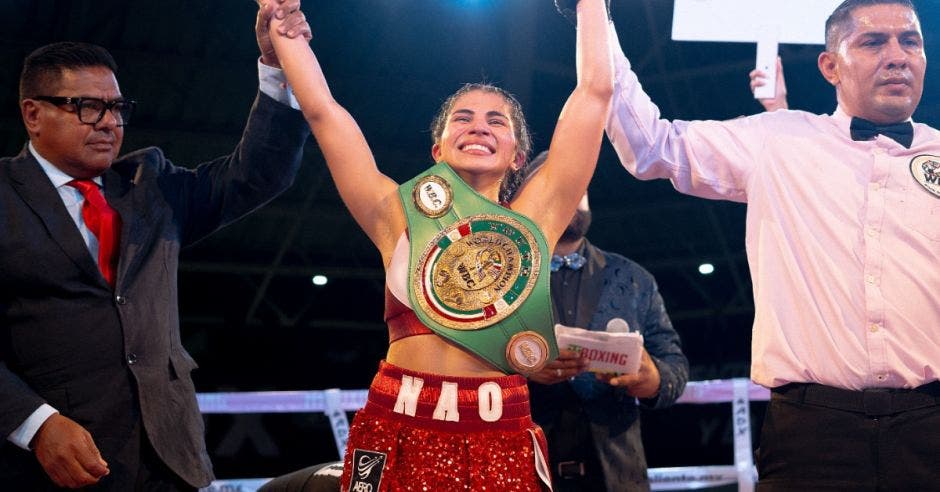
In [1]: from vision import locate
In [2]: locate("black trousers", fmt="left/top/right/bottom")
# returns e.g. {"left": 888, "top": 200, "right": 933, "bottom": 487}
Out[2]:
{"left": 134, "top": 428, "right": 197, "bottom": 492}
{"left": 544, "top": 407, "right": 608, "bottom": 492}
{"left": 756, "top": 382, "right": 940, "bottom": 492}
{"left": 1, "top": 417, "right": 194, "bottom": 492}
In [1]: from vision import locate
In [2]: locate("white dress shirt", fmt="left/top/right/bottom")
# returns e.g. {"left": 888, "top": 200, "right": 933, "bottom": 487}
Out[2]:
{"left": 606, "top": 33, "right": 940, "bottom": 391}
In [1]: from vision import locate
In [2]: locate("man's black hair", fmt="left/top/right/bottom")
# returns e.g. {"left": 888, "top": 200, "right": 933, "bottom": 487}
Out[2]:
{"left": 825, "top": 0, "right": 919, "bottom": 50}
{"left": 19, "top": 42, "right": 117, "bottom": 101}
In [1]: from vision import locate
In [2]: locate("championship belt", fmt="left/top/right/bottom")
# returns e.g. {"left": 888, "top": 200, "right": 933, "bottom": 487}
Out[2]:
{"left": 398, "top": 162, "right": 558, "bottom": 374}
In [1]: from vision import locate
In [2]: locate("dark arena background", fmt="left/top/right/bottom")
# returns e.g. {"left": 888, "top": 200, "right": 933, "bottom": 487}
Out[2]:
{"left": 1, "top": 0, "right": 937, "bottom": 488}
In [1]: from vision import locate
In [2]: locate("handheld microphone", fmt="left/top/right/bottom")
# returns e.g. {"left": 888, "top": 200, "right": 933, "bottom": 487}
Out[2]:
{"left": 606, "top": 318, "right": 630, "bottom": 333}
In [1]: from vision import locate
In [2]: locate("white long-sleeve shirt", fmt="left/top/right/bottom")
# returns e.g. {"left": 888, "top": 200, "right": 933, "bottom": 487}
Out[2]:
{"left": 606, "top": 37, "right": 940, "bottom": 391}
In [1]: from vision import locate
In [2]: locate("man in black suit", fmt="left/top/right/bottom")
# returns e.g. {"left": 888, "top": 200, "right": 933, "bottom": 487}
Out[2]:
{"left": 0, "top": 1, "right": 312, "bottom": 489}
{"left": 523, "top": 151, "right": 689, "bottom": 491}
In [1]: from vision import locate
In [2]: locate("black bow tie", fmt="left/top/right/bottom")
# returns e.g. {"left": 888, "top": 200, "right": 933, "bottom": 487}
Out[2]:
{"left": 850, "top": 117, "right": 914, "bottom": 148}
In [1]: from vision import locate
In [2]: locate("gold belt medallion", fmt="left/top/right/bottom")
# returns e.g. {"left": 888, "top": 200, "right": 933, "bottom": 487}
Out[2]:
{"left": 412, "top": 174, "right": 454, "bottom": 218}
{"left": 413, "top": 213, "right": 541, "bottom": 330}
{"left": 506, "top": 331, "right": 551, "bottom": 374}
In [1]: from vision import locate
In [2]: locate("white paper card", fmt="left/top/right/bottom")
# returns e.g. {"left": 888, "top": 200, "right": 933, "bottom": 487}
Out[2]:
{"left": 671, "top": 0, "right": 843, "bottom": 45}
{"left": 555, "top": 324, "right": 644, "bottom": 374}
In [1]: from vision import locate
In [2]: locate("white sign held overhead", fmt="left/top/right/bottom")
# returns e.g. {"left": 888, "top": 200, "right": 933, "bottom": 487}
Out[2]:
{"left": 753, "top": 27, "right": 779, "bottom": 100}
{"left": 671, "top": 0, "right": 843, "bottom": 100}
{"left": 672, "top": 0, "right": 844, "bottom": 44}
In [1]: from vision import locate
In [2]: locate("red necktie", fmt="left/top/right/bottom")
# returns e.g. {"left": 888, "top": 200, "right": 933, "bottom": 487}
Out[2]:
{"left": 68, "top": 179, "right": 122, "bottom": 287}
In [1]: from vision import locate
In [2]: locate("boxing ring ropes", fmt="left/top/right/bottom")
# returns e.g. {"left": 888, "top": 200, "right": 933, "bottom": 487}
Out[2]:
{"left": 198, "top": 378, "right": 769, "bottom": 492}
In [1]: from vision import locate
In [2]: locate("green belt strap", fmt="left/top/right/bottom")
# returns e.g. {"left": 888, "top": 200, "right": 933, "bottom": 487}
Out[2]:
{"left": 398, "top": 162, "right": 557, "bottom": 374}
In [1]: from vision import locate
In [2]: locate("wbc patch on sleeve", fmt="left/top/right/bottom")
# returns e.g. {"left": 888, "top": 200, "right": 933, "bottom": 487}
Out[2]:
{"left": 910, "top": 155, "right": 940, "bottom": 198}
{"left": 348, "top": 449, "right": 387, "bottom": 492}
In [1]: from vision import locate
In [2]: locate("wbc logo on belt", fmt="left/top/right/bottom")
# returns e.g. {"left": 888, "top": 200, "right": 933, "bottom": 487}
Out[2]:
{"left": 910, "top": 155, "right": 940, "bottom": 198}
{"left": 412, "top": 214, "right": 541, "bottom": 331}
{"left": 412, "top": 174, "right": 454, "bottom": 218}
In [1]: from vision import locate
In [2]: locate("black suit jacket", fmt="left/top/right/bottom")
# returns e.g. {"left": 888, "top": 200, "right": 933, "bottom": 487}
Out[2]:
{"left": 0, "top": 92, "right": 308, "bottom": 488}
{"left": 530, "top": 241, "right": 689, "bottom": 491}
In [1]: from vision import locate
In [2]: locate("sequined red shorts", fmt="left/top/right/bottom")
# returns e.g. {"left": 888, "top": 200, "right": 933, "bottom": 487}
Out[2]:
{"left": 340, "top": 361, "right": 551, "bottom": 492}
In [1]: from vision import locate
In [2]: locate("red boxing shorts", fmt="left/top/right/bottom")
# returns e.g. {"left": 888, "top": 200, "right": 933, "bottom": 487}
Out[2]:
{"left": 341, "top": 360, "right": 552, "bottom": 491}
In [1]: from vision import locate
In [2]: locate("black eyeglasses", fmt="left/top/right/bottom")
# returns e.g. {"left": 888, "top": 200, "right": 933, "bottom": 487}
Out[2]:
{"left": 32, "top": 96, "right": 136, "bottom": 127}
